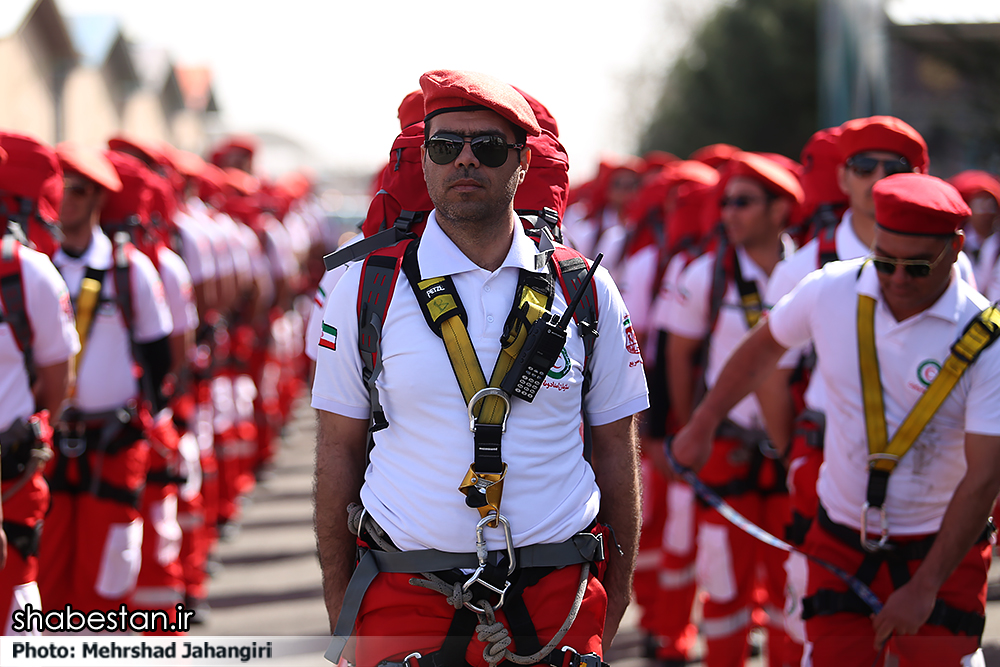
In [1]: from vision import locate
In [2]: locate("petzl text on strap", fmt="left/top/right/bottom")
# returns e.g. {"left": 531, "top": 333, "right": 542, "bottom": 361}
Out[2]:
{"left": 857, "top": 294, "right": 1000, "bottom": 550}
{"left": 400, "top": 240, "right": 554, "bottom": 525}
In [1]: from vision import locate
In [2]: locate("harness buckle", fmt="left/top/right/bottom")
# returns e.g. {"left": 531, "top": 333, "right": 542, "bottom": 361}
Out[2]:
{"left": 59, "top": 423, "right": 86, "bottom": 458}
{"left": 561, "top": 647, "right": 603, "bottom": 667}
{"left": 467, "top": 387, "right": 511, "bottom": 433}
{"left": 403, "top": 652, "right": 422, "bottom": 667}
{"left": 462, "top": 512, "right": 516, "bottom": 612}
{"left": 860, "top": 502, "right": 891, "bottom": 552}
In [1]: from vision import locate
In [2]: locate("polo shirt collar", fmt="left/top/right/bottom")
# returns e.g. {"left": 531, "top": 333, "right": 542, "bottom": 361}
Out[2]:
{"left": 734, "top": 246, "right": 768, "bottom": 285}
{"left": 856, "top": 260, "right": 963, "bottom": 324}
{"left": 418, "top": 210, "right": 547, "bottom": 278}
{"left": 53, "top": 227, "right": 113, "bottom": 271}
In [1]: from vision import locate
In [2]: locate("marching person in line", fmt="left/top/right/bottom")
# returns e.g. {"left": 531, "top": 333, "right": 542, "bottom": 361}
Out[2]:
{"left": 313, "top": 70, "right": 647, "bottom": 667}
{"left": 946, "top": 171, "right": 1000, "bottom": 298}
{"left": 759, "top": 116, "right": 929, "bottom": 644}
{"left": 664, "top": 152, "right": 802, "bottom": 667}
{"left": 672, "top": 173, "right": 999, "bottom": 666}
{"left": 0, "top": 133, "right": 79, "bottom": 634}
{"left": 39, "top": 142, "right": 173, "bottom": 620}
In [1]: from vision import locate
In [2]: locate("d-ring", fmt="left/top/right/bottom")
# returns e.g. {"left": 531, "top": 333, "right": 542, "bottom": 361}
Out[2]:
{"left": 467, "top": 388, "right": 511, "bottom": 433}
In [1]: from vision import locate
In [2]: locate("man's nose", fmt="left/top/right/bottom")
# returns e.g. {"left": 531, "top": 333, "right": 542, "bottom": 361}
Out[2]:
{"left": 455, "top": 140, "right": 479, "bottom": 168}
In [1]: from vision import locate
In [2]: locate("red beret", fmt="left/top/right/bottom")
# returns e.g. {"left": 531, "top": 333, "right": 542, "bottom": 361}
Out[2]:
{"left": 108, "top": 136, "right": 165, "bottom": 168}
{"left": 800, "top": 127, "right": 848, "bottom": 215}
{"left": 642, "top": 150, "right": 680, "bottom": 171}
{"left": 512, "top": 86, "right": 559, "bottom": 137}
{"left": 690, "top": 143, "right": 740, "bottom": 168}
{"left": 0, "top": 132, "right": 63, "bottom": 223}
{"left": 837, "top": 116, "right": 928, "bottom": 173}
{"left": 56, "top": 142, "right": 123, "bottom": 192}
{"left": 668, "top": 180, "right": 718, "bottom": 249}
{"left": 161, "top": 145, "right": 206, "bottom": 180}
{"left": 873, "top": 173, "right": 970, "bottom": 236}
{"left": 397, "top": 90, "right": 424, "bottom": 130}
{"left": 947, "top": 170, "right": 1000, "bottom": 206}
{"left": 726, "top": 152, "right": 805, "bottom": 205}
{"left": 420, "top": 69, "right": 540, "bottom": 136}
{"left": 102, "top": 150, "right": 152, "bottom": 225}
{"left": 208, "top": 136, "right": 257, "bottom": 167}
{"left": 224, "top": 167, "right": 260, "bottom": 196}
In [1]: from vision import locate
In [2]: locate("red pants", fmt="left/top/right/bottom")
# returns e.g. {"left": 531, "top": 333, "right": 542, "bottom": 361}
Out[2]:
{"left": 803, "top": 518, "right": 989, "bottom": 667}
{"left": 650, "top": 477, "right": 699, "bottom": 662}
{"left": 353, "top": 565, "right": 606, "bottom": 667}
{"left": 132, "top": 483, "right": 185, "bottom": 635}
{"left": 696, "top": 439, "right": 800, "bottom": 667}
{"left": 39, "top": 440, "right": 149, "bottom": 613}
{"left": 0, "top": 469, "right": 48, "bottom": 634}
{"left": 635, "top": 457, "right": 667, "bottom": 631}
{"left": 786, "top": 435, "right": 823, "bottom": 534}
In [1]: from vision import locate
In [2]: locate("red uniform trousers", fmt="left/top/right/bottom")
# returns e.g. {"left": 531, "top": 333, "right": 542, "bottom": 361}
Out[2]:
{"left": 635, "top": 456, "right": 667, "bottom": 631}
{"left": 697, "top": 437, "right": 801, "bottom": 667}
{"left": 0, "top": 469, "right": 48, "bottom": 634}
{"left": 650, "top": 476, "right": 699, "bottom": 662}
{"left": 803, "top": 515, "right": 990, "bottom": 667}
{"left": 131, "top": 417, "right": 185, "bottom": 635}
{"left": 39, "top": 437, "right": 149, "bottom": 614}
{"left": 353, "top": 565, "right": 606, "bottom": 667}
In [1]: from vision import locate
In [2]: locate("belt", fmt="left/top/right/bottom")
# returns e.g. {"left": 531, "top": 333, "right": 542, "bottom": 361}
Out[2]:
{"left": 326, "top": 524, "right": 605, "bottom": 665}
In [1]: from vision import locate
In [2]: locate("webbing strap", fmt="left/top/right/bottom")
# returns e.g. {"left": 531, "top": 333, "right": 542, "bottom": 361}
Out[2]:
{"left": 731, "top": 249, "right": 764, "bottom": 328}
{"left": 0, "top": 237, "right": 34, "bottom": 375}
{"left": 69, "top": 266, "right": 106, "bottom": 394}
{"left": 858, "top": 296, "right": 1000, "bottom": 509}
{"left": 400, "top": 239, "right": 553, "bottom": 522}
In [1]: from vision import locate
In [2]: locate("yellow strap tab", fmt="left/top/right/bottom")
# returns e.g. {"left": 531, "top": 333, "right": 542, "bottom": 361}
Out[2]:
{"left": 858, "top": 297, "right": 1000, "bottom": 475}
{"left": 69, "top": 276, "right": 103, "bottom": 396}
{"left": 742, "top": 292, "right": 763, "bottom": 328}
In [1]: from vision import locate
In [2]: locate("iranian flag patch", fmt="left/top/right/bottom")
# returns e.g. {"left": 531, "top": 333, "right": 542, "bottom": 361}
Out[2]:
{"left": 319, "top": 323, "right": 337, "bottom": 351}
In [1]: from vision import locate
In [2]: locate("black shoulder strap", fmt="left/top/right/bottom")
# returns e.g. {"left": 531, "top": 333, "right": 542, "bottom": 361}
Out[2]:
{"left": 324, "top": 210, "right": 426, "bottom": 271}
{"left": 817, "top": 223, "right": 838, "bottom": 268}
{"left": 0, "top": 235, "right": 34, "bottom": 378}
{"left": 731, "top": 249, "right": 764, "bottom": 329}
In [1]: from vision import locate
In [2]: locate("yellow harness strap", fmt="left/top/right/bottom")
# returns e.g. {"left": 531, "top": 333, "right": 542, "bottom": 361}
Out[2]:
{"left": 415, "top": 274, "right": 552, "bottom": 525}
{"left": 69, "top": 274, "right": 103, "bottom": 397}
{"left": 858, "top": 295, "right": 1000, "bottom": 474}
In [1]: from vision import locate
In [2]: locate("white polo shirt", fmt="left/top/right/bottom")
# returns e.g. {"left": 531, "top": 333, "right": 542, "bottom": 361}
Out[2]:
{"left": 54, "top": 229, "right": 173, "bottom": 413}
{"left": 650, "top": 251, "right": 695, "bottom": 334}
{"left": 0, "top": 245, "right": 79, "bottom": 432}
{"left": 156, "top": 246, "right": 199, "bottom": 336}
{"left": 663, "top": 247, "right": 774, "bottom": 429}
{"left": 305, "top": 233, "right": 362, "bottom": 362}
{"left": 312, "top": 211, "right": 649, "bottom": 552}
{"left": 617, "top": 243, "right": 659, "bottom": 347}
{"left": 768, "top": 259, "right": 1000, "bottom": 535}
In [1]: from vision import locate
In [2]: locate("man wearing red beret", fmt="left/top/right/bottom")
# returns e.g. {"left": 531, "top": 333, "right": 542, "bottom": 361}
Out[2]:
{"left": 0, "top": 133, "right": 80, "bottom": 635}
{"left": 40, "top": 143, "right": 174, "bottom": 623}
{"left": 664, "top": 152, "right": 803, "bottom": 667}
{"left": 672, "top": 173, "right": 1000, "bottom": 666}
{"left": 948, "top": 170, "right": 1000, "bottom": 294}
{"left": 314, "top": 70, "right": 647, "bottom": 667}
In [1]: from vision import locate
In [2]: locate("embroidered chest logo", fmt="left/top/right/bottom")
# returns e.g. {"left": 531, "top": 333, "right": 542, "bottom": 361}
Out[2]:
{"left": 917, "top": 359, "right": 940, "bottom": 387}
{"left": 547, "top": 347, "right": 571, "bottom": 379}
{"left": 623, "top": 316, "right": 640, "bottom": 355}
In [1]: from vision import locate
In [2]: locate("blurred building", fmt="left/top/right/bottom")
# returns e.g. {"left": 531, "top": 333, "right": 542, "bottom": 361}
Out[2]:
{"left": 0, "top": 0, "right": 219, "bottom": 152}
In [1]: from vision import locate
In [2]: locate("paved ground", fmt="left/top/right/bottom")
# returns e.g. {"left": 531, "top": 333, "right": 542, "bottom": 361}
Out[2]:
{"left": 191, "top": 400, "right": 1000, "bottom": 665}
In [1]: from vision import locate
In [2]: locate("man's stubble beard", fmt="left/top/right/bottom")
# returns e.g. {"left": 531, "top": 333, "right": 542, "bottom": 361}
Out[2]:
{"left": 432, "top": 166, "right": 521, "bottom": 233}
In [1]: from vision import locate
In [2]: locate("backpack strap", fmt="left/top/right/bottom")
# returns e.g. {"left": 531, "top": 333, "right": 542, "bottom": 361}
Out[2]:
{"left": 324, "top": 209, "right": 426, "bottom": 271}
{"left": 549, "top": 244, "right": 600, "bottom": 461}
{"left": 817, "top": 223, "right": 838, "bottom": 268}
{"left": 0, "top": 235, "right": 34, "bottom": 378}
{"left": 356, "top": 239, "right": 410, "bottom": 453}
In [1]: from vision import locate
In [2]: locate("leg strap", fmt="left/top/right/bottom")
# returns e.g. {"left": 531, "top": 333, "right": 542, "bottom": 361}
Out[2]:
{"left": 802, "top": 588, "right": 984, "bottom": 638}
{"left": 2, "top": 520, "right": 41, "bottom": 560}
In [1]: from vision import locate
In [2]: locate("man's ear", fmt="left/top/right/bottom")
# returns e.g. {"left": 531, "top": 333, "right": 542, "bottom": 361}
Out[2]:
{"left": 518, "top": 147, "right": 531, "bottom": 184}
{"left": 836, "top": 164, "right": 850, "bottom": 196}
{"left": 769, "top": 196, "right": 792, "bottom": 228}
{"left": 953, "top": 229, "right": 965, "bottom": 254}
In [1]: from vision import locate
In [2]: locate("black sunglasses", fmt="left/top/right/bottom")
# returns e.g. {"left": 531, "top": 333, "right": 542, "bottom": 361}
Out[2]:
{"left": 870, "top": 242, "right": 951, "bottom": 278}
{"left": 847, "top": 155, "right": 912, "bottom": 178}
{"left": 424, "top": 133, "right": 524, "bottom": 168}
{"left": 64, "top": 182, "right": 93, "bottom": 197}
{"left": 719, "top": 195, "right": 766, "bottom": 209}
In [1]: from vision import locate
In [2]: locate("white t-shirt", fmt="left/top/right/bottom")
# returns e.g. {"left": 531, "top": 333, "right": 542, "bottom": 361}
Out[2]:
{"left": 617, "top": 243, "right": 658, "bottom": 346}
{"left": 174, "top": 207, "right": 216, "bottom": 286}
{"left": 663, "top": 247, "right": 774, "bottom": 429}
{"left": 973, "top": 233, "right": 999, "bottom": 291}
{"left": 54, "top": 229, "right": 173, "bottom": 413}
{"left": 0, "top": 245, "right": 80, "bottom": 432}
{"left": 312, "top": 212, "right": 649, "bottom": 552}
{"left": 305, "top": 234, "right": 362, "bottom": 362}
{"left": 156, "top": 246, "right": 199, "bottom": 336}
{"left": 768, "top": 259, "right": 1000, "bottom": 535}
{"left": 651, "top": 251, "right": 695, "bottom": 334}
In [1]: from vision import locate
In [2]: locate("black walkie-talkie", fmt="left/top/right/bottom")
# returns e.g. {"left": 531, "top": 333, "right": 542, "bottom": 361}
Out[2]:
{"left": 501, "top": 254, "right": 603, "bottom": 402}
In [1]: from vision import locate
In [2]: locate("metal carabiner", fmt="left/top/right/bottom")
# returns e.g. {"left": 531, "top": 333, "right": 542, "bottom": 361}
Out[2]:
{"left": 860, "top": 502, "right": 891, "bottom": 552}
{"left": 462, "top": 512, "right": 517, "bottom": 611}
{"left": 467, "top": 387, "right": 511, "bottom": 433}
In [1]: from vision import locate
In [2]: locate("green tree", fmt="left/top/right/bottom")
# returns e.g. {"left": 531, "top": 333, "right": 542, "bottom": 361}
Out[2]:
{"left": 641, "top": 0, "right": 819, "bottom": 160}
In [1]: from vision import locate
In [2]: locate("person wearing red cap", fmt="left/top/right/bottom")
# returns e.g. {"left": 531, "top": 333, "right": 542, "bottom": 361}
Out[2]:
{"left": 0, "top": 135, "right": 80, "bottom": 635}
{"left": 40, "top": 142, "right": 174, "bottom": 622}
{"left": 672, "top": 173, "right": 998, "bottom": 666}
{"left": 948, "top": 170, "right": 1000, "bottom": 292}
{"left": 664, "top": 152, "right": 802, "bottom": 667}
{"left": 314, "top": 69, "right": 647, "bottom": 667}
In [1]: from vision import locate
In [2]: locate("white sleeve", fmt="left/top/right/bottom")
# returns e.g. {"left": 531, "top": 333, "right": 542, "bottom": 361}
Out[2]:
{"left": 965, "top": 342, "right": 1000, "bottom": 436}
{"left": 305, "top": 265, "right": 348, "bottom": 362}
{"left": 582, "top": 267, "right": 650, "bottom": 426}
{"left": 158, "top": 249, "right": 200, "bottom": 335}
{"left": 22, "top": 249, "right": 80, "bottom": 367}
{"left": 766, "top": 268, "right": 825, "bottom": 352}
{"left": 765, "top": 255, "right": 813, "bottom": 370}
{"left": 310, "top": 263, "right": 370, "bottom": 419}
{"left": 662, "top": 254, "right": 713, "bottom": 340}
{"left": 129, "top": 250, "right": 174, "bottom": 343}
